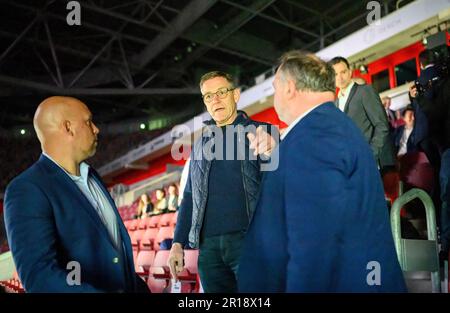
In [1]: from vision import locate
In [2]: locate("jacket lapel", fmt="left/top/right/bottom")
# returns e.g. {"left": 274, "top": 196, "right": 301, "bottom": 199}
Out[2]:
{"left": 39, "top": 155, "right": 117, "bottom": 248}
{"left": 344, "top": 84, "right": 358, "bottom": 114}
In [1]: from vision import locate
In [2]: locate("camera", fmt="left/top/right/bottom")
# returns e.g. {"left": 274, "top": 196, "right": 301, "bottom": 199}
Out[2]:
{"left": 414, "top": 54, "right": 449, "bottom": 96}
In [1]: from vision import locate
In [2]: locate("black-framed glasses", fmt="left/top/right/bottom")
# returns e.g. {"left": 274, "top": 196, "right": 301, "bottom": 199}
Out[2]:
{"left": 202, "top": 87, "right": 235, "bottom": 103}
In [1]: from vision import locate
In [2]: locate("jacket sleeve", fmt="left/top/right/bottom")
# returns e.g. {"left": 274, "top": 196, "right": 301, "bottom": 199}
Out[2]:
{"left": 361, "top": 85, "right": 390, "bottom": 161}
{"left": 173, "top": 168, "right": 193, "bottom": 247}
{"left": 4, "top": 180, "right": 103, "bottom": 292}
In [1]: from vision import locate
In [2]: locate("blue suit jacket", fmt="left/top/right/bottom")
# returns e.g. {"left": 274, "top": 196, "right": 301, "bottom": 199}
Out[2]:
{"left": 238, "top": 102, "right": 406, "bottom": 292}
{"left": 4, "top": 155, "right": 149, "bottom": 293}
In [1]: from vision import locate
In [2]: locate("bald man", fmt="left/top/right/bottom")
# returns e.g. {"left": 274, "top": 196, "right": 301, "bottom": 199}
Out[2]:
{"left": 4, "top": 97, "right": 149, "bottom": 293}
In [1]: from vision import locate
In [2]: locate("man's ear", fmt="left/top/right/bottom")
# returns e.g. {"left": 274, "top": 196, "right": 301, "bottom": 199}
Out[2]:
{"left": 63, "top": 120, "right": 74, "bottom": 136}
{"left": 233, "top": 88, "right": 241, "bottom": 103}
{"left": 286, "top": 79, "right": 296, "bottom": 99}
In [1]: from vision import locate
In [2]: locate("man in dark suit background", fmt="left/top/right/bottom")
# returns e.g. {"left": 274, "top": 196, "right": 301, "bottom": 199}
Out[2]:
{"left": 414, "top": 49, "right": 438, "bottom": 101}
{"left": 330, "top": 57, "right": 395, "bottom": 171}
{"left": 237, "top": 51, "right": 406, "bottom": 292}
{"left": 4, "top": 96, "right": 149, "bottom": 293}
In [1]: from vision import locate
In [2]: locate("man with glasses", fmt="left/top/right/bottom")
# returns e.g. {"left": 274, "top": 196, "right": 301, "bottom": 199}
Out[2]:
{"left": 168, "top": 71, "right": 277, "bottom": 292}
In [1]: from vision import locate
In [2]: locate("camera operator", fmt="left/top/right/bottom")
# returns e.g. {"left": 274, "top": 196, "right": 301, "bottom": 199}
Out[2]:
{"left": 411, "top": 50, "right": 438, "bottom": 100}
{"left": 410, "top": 48, "right": 450, "bottom": 255}
{"left": 409, "top": 49, "right": 442, "bottom": 168}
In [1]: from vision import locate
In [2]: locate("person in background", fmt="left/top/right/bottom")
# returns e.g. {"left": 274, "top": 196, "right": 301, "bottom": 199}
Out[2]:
{"left": 381, "top": 96, "right": 398, "bottom": 129}
{"left": 330, "top": 56, "right": 395, "bottom": 172}
{"left": 394, "top": 105, "right": 428, "bottom": 157}
{"left": 136, "top": 193, "right": 153, "bottom": 219}
{"left": 152, "top": 188, "right": 168, "bottom": 215}
{"left": 167, "top": 184, "right": 178, "bottom": 212}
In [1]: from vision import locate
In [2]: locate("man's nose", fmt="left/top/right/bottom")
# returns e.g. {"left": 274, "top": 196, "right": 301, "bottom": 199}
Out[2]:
{"left": 93, "top": 123, "right": 100, "bottom": 134}
{"left": 211, "top": 93, "right": 221, "bottom": 102}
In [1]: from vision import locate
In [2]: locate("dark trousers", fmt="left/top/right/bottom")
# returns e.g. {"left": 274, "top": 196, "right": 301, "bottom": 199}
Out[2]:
{"left": 440, "top": 149, "right": 450, "bottom": 253}
{"left": 198, "top": 231, "right": 245, "bottom": 293}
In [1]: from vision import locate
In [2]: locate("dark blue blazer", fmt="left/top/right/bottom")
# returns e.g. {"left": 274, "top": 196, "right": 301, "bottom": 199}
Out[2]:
{"left": 238, "top": 102, "right": 406, "bottom": 292}
{"left": 4, "top": 155, "right": 149, "bottom": 293}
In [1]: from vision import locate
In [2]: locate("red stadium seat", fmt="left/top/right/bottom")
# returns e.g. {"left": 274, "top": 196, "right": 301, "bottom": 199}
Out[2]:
{"left": 383, "top": 170, "right": 400, "bottom": 204}
{"left": 135, "top": 250, "right": 156, "bottom": 278}
{"left": 155, "top": 226, "right": 174, "bottom": 250}
{"left": 130, "top": 229, "right": 146, "bottom": 251}
{"left": 133, "top": 250, "right": 138, "bottom": 265}
{"left": 127, "top": 219, "right": 139, "bottom": 231}
{"left": 177, "top": 249, "right": 199, "bottom": 292}
{"left": 170, "top": 211, "right": 178, "bottom": 227}
{"left": 148, "top": 215, "right": 161, "bottom": 228}
{"left": 123, "top": 220, "right": 131, "bottom": 229}
{"left": 139, "top": 228, "right": 159, "bottom": 251}
{"left": 137, "top": 218, "right": 148, "bottom": 230}
{"left": 148, "top": 250, "right": 171, "bottom": 293}
{"left": 157, "top": 213, "right": 175, "bottom": 228}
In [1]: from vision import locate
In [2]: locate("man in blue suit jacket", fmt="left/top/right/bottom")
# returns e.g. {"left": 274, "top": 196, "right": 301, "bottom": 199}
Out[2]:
{"left": 4, "top": 96, "right": 149, "bottom": 293}
{"left": 238, "top": 51, "right": 406, "bottom": 292}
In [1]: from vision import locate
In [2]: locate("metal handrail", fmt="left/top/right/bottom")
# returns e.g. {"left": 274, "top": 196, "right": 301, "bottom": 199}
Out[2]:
{"left": 390, "top": 188, "right": 441, "bottom": 292}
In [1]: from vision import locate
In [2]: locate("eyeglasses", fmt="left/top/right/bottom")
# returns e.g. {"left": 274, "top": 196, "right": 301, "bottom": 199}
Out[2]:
{"left": 202, "top": 87, "right": 235, "bottom": 103}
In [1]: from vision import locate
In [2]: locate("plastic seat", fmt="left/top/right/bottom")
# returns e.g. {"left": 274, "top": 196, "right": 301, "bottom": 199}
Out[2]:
{"left": 383, "top": 170, "right": 400, "bottom": 203}
{"left": 130, "top": 229, "right": 146, "bottom": 251}
{"left": 157, "top": 213, "right": 175, "bottom": 228}
{"left": 147, "top": 250, "right": 171, "bottom": 293}
{"left": 133, "top": 250, "right": 138, "bottom": 264}
{"left": 139, "top": 228, "right": 159, "bottom": 251}
{"left": 170, "top": 211, "right": 178, "bottom": 227}
{"left": 155, "top": 226, "right": 174, "bottom": 251}
{"left": 178, "top": 249, "right": 199, "bottom": 292}
{"left": 147, "top": 215, "right": 161, "bottom": 228}
{"left": 127, "top": 219, "right": 139, "bottom": 231}
{"left": 137, "top": 218, "right": 148, "bottom": 230}
{"left": 123, "top": 220, "right": 132, "bottom": 230}
{"left": 135, "top": 250, "right": 156, "bottom": 278}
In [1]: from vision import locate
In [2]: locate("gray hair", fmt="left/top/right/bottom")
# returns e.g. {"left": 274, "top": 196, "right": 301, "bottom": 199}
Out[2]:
{"left": 278, "top": 50, "right": 335, "bottom": 93}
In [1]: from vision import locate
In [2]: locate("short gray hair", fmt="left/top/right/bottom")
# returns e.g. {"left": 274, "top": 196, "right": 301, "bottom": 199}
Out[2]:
{"left": 278, "top": 50, "right": 335, "bottom": 93}
{"left": 199, "top": 71, "right": 235, "bottom": 89}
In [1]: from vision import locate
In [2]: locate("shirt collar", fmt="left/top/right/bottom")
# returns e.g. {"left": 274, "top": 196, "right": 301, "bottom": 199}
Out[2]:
{"left": 338, "top": 81, "right": 355, "bottom": 98}
{"left": 280, "top": 103, "right": 324, "bottom": 141}
{"left": 42, "top": 152, "right": 90, "bottom": 184}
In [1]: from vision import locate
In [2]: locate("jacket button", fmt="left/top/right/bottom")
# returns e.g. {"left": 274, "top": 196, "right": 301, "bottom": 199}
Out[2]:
{"left": 113, "top": 257, "right": 119, "bottom": 263}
